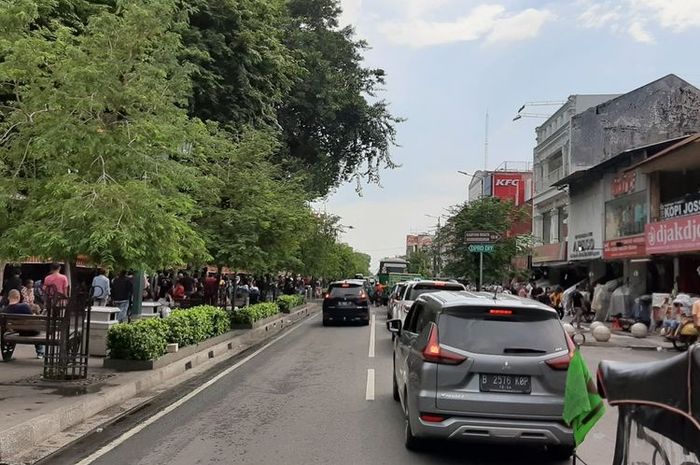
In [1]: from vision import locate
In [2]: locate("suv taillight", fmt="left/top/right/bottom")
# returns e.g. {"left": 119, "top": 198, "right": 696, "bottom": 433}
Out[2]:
{"left": 546, "top": 332, "right": 575, "bottom": 370}
{"left": 421, "top": 325, "right": 466, "bottom": 365}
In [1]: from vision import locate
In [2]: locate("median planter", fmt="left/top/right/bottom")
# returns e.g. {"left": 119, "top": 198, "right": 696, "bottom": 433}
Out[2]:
{"left": 231, "top": 313, "right": 281, "bottom": 330}
{"left": 104, "top": 330, "right": 240, "bottom": 371}
{"left": 103, "top": 304, "right": 316, "bottom": 371}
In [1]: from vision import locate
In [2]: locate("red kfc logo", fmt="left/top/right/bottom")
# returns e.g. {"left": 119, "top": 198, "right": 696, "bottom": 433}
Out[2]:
{"left": 495, "top": 179, "right": 519, "bottom": 186}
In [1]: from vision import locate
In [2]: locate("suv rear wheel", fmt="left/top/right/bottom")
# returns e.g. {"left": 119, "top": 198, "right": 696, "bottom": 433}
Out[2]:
{"left": 404, "top": 395, "right": 424, "bottom": 451}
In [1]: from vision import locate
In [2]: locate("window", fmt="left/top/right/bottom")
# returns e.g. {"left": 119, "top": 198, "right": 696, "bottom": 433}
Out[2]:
{"left": 604, "top": 191, "right": 648, "bottom": 240}
{"left": 329, "top": 283, "right": 363, "bottom": 298}
{"left": 404, "top": 303, "right": 422, "bottom": 333}
{"left": 438, "top": 307, "right": 566, "bottom": 355}
{"left": 548, "top": 152, "right": 563, "bottom": 176}
{"left": 408, "top": 283, "right": 465, "bottom": 300}
{"left": 542, "top": 211, "right": 552, "bottom": 244}
{"left": 414, "top": 305, "right": 436, "bottom": 335}
{"left": 557, "top": 207, "right": 568, "bottom": 242}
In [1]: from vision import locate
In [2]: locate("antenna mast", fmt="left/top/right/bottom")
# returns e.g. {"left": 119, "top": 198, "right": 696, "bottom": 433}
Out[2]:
{"left": 484, "top": 110, "right": 489, "bottom": 170}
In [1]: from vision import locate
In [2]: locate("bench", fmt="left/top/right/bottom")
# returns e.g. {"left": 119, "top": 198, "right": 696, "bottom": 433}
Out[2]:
{"left": 0, "top": 313, "right": 48, "bottom": 361}
{"left": 0, "top": 313, "right": 82, "bottom": 362}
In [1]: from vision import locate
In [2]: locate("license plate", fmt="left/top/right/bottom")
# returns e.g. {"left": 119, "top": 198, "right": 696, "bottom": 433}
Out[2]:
{"left": 480, "top": 374, "right": 531, "bottom": 394}
{"left": 336, "top": 301, "right": 352, "bottom": 306}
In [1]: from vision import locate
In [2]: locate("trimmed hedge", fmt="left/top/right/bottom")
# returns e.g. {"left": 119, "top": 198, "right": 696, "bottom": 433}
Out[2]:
{"left": 106, "top": 318, "right": 169, "bottom": 361}
{"left": 107, "top": 305, "right": 231, "bottom": 361}
{"left": 232, "top": 302, "right": 279, "bottom": 325}
{"left": 277, "top": 294, "right": 305, "bottom": 313}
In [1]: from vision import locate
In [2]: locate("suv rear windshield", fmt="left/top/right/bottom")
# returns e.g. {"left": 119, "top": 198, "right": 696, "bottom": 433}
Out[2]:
{"left": 408, "top": 283, "right": 464, "bottom": 300}
{"left": 438, "top": 307, "right": 567, "bottom": 355}
{"left": 329, "top": 283, "right": 363, "bottom": 298}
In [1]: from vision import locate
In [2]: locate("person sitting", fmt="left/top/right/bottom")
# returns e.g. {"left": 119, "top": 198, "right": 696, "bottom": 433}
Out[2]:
{"left": 4, "top": 289, "right": 44, "bottom": 359}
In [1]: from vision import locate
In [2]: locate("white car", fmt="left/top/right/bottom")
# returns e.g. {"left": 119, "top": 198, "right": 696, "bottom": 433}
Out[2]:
{"left": 387, "top": 282, "right": 408, "bottom": 319}
{"left": 391, "top": 280, "right": 466, "bottom": 323}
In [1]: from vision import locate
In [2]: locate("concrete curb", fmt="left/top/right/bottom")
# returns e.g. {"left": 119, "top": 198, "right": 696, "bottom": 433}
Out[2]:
{"left": 0, "top": 304, "right": 319, "bottom": 460}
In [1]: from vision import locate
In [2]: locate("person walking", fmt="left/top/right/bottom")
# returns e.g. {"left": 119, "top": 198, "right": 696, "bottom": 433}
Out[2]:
{"left": 91, "top": 268, "right": 110, "bottom": 306}
{"left": 111, "top": 271, "right": 133, "bottom": 323}
{"left": 43, "top": 263, "right": 69, "bottom": 298}
{"left": 551, "top": 286, "right": 564, "bottom": 319}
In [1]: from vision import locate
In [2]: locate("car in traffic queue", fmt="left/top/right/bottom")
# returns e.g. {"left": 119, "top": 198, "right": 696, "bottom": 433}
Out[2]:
{"left": 391, "top": 280, "right": 466, "bottom": 323}
{"left": 387, "top": 282, "right": 409, "bottom": 319}
{"left": 322, "top": 280, "right": 370, "bottom": 326}
{"left": 387, "top": 291, "right": 576, "bottom": 460}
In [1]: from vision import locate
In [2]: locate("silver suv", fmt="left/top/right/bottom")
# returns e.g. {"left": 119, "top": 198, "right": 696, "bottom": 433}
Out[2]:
{"left": 387, "top": 291, "right": 575, "bottom": 460}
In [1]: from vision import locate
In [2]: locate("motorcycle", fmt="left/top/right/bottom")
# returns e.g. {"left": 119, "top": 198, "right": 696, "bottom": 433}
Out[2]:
{"left": 664, "top": 319, "right": 699, "bottom": 352}
{"left": 596, "top": 344, "right": 699, "bottom": 465}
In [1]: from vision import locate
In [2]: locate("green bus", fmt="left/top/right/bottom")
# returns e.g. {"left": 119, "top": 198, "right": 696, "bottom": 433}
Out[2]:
{"left": 376, "top": 257, "right": 421, "bottom": 305}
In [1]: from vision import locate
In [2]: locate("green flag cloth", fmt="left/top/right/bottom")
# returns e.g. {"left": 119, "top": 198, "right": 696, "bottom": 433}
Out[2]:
{"left": 563, "top": 350, "right": 605, "bottom": 446}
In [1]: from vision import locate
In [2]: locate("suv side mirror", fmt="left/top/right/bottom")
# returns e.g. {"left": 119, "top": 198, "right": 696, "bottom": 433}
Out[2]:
{"left": 386, "top": 319, "right": 402, "bottom": 334}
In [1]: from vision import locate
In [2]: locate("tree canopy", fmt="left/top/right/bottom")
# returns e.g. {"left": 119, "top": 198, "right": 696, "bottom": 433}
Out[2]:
{"left": 439, "top": 198, "right": 531, "bottom": 285}
{"left": 0, "top": 0, "right": 384, "bottom": 275}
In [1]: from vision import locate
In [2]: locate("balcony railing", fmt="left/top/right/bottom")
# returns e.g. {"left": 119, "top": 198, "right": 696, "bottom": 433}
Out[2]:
{"left": 534, "top": 166, "right": 566, "bottom": 194}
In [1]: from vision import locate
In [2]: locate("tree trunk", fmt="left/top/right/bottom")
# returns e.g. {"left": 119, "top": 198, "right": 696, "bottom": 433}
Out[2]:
{"left": 64, "top": 257, "right": 77, "bottom": 297}
{"left": 0, "top": 260, "right": 7, "bottom": 295}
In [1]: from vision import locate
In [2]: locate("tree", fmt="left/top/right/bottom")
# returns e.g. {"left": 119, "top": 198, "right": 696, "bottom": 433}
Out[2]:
{"left": 407, "top": 249, "right": 432, "bottom": 276}
{"left": 279, "top": 0, "right": 401, "bottom": 195}
{"left": 440, "top": 198, "right": 530, "bottom": 285}
{"left": 0, "top": 0, "right": 210, "bottom": 270}
{"left": 196, "top": 128, "right": 314, "bottom": 273}
{"left": 182, "top": 0, "right": 297, "bottom": 132}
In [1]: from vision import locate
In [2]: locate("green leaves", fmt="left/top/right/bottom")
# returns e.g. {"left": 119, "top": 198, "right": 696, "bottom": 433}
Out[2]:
{"left": 440, "top": 198, "right": 531, "bottom": 284}
{"left": 0, "top": 0, "right": 382, "bottom": 275}
{"left": 107, "top": 305, "right": 232, "bottom": 360}
{"left": 232, "top": 302, "right": 279, "bottom": 325}
{"left": 277, "top": 294, "right": 304, "bottom": 313}
{"left": 106, "top": 317, "right": 169, "bottom": 361}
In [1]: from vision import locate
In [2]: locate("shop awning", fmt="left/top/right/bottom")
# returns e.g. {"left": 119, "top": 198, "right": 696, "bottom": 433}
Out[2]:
{"left": 627, "top": 133, "right": 700, "bottom": 173}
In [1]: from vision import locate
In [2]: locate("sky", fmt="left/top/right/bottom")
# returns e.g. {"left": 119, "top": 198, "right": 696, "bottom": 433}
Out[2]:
{"left": 320, "top": 0, "right": 700, "bottom": 271}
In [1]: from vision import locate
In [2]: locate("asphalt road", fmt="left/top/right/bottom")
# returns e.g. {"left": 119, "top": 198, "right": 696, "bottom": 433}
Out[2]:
{"left": 48, "top": 306, "right": 674, "bottom": 465}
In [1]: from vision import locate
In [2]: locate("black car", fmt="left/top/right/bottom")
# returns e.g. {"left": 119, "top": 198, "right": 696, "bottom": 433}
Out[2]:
{"left": 323, "top": 280, "right": 370, "bottom": 326}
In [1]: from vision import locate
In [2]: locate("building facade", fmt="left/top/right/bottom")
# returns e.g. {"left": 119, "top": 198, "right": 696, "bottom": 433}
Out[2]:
{"left": 531, "top": 94, "right": 619, "bottom": 275}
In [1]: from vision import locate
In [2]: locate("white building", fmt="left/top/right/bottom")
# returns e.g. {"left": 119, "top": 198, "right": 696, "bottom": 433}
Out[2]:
{"left": 531, "top": 94, "right": 619, "bottom": 271}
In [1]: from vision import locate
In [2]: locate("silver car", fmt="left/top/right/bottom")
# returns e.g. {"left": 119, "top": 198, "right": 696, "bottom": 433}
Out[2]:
{"left": 387, "top": 291, "right": 575, "bottom": 460}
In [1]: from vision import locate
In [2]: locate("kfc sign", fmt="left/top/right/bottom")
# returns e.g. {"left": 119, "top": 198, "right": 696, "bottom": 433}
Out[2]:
{"left": 495, "top": 179, "right": 520, "bottom": 187}
{"left": 492, "top": 173, "right": 526, "bottom": 205}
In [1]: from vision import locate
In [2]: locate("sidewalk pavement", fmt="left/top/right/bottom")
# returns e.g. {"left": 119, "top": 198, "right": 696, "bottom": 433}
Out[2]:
{"left": 0, "top": 303, "right": 319, "bottom": 463}
{"left": 576, "top": 322, "right": 674, "bottom": 351}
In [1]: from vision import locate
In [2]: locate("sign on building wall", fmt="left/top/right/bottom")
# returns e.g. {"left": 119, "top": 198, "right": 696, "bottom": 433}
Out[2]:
{"left": 570, "top": 232, "right": 601, "bottom": 260}
{"left": 492, "top": 173, "right": 526, "bottom": 205}
{"left": 661, "top": 192, "right": 700, "bottom": 220}
{"left": 646, "top": 213, "right": 700, "bottom": 254}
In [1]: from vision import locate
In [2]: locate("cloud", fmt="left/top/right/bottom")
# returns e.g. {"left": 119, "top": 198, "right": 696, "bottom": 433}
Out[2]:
{"left": 578, "top": 3, "right": 622, "bottom": 28}
{"left": 486, "top": 8, "right": 556, "bottom": 43}
{"left": 339, "top": 0, "right": 363, "bottom": 27}
{"left": 628, "top": 21, "right": 654, "bottom": 43}
{"left": 576, "top": 0, "right": 700, "bottom": 43}
{"left": 636, "top": 0, "right": 700, "bottom": 31}
{"left": 379, "top": 4, "right": 554, "bottom": 47}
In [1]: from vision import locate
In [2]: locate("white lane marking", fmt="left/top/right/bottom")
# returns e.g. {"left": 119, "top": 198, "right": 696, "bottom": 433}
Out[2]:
{"left": 75, "top": 312, "right": 319, "bottom": 465}
{"left": 365, "top": 369, "right": 375, "bottom": 401}
{"left": 368, "top": 313, "right": 376, "bottom": 358}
